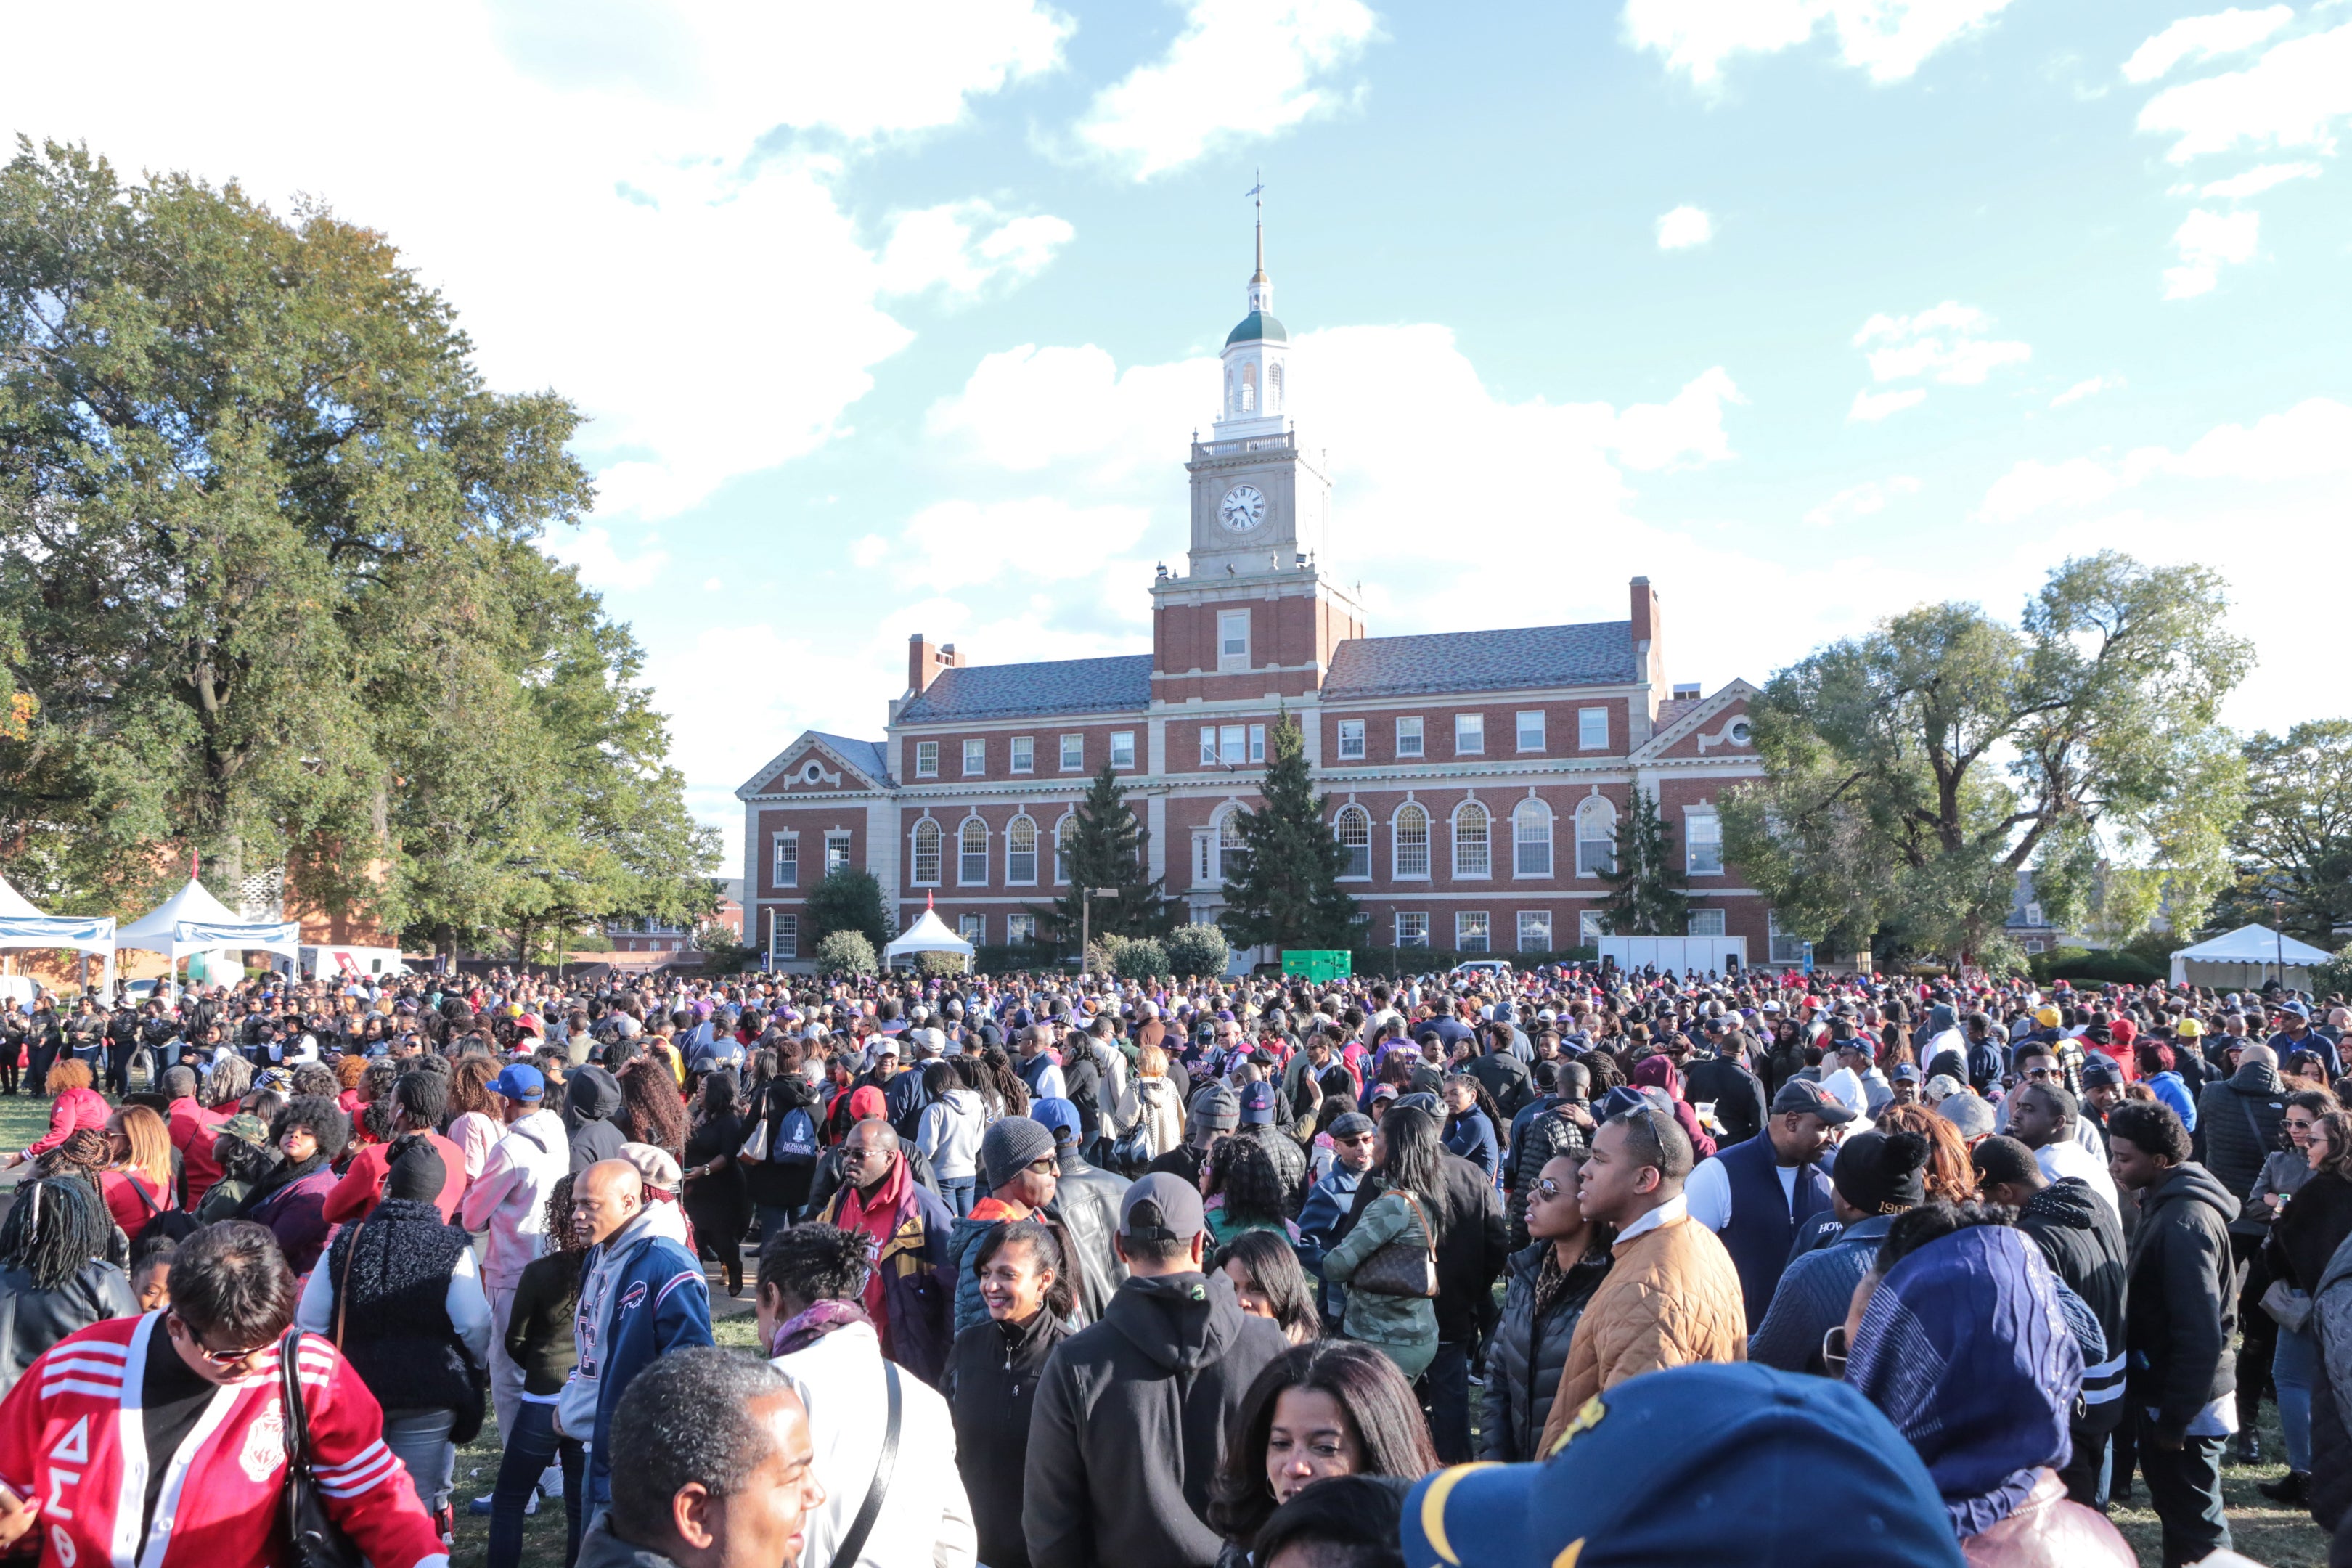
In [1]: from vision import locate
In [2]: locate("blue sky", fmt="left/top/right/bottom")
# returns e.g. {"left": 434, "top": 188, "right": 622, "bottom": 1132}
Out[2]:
{"left": 9, "top": 1, "right": 2349, "bottom": 871}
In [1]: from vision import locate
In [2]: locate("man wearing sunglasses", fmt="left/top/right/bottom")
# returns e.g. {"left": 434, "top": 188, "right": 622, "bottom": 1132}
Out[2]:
{"left": 0, "top": 1221, "right": 444, "bottom": 1568}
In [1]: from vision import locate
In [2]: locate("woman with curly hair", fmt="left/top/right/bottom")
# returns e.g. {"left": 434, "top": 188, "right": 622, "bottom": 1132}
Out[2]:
{"left": 446, "top": 1053, "right": 505, "bottom": 1183}
{"left": 1, "top": 1058, "right": 110, "bottom": 1171}
{"left": 1876, "top": 1102, "right": 1978, "bottom": 1206}
{"left": 238, "top": 1095, "right": 350, "bottom": 1273}
{"left": 616, "top": 1055, "right": 687, "bottom": 1157}
{"left": 1205, "top": 1135, "right": 1297, "bottom": 1257}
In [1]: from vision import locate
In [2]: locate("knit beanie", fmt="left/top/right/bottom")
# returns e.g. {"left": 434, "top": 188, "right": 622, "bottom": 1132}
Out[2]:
{"left": 385, "top": 1138, "right": 448, "bottom": 1204}
{"left": 981, "top": 1116, "right": 1057, "bottom": 1192}
{"left": 1830, "top": 1129, "right": 1930, "bottom": 1216}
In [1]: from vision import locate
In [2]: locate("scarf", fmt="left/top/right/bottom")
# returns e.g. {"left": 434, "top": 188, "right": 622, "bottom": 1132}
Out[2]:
{"left": 836, "top": 1153, "right": 912, "bottom": 1334}
{"left": 767, "top": 1298, "right": 870, "bottom": 1358}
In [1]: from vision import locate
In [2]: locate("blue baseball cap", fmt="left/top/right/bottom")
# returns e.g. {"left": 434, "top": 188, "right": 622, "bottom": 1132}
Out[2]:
{"left": 1239, "top": 1080, "right": 1280, "bottom": 1125}
{"left": 1029, "top": 1096, "right": 1082, "bottom": 1148}
{"left": 1402, "top": 1363, "right": 1964, "bottom": 1568}
{"left": 489, "top": 1063, "right": 545, "bottom": 1102}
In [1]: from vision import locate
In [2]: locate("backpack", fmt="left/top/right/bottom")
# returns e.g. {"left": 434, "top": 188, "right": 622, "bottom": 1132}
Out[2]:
{"left": 773, "top": 1106, "right": 820, "bottom": 1167}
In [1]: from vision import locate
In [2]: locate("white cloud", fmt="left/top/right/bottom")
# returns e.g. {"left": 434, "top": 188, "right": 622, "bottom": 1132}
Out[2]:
{"left": 2199, "top": 160, "right": 2323, "bottom": 197}
{"left": 546, "top": 526, "right": 671, "bottom": 591}
{"left": 1980, "top": 457, "right": 2128, "bottom": 523}
{"left": 876, "top": 200, "right": 1076, "bottom": 298}
{"left": 2138, "top": 23, "right": 2352, "bottom": 163}
{"left": 1849, "top": 387, "right": 1929, "bottom": 421}
{"left": 701, "top": 576, "right": 724, "bottom": 592}
{"left": 1622, "top": 0, "right": 2014, "bottom": 88}
{"left": 2051, "top": 375, "right": 2124, "bottom": 407}
{"left": 898, "top": 498, "right": 1155, "bottom": 590}
{"left": 850, "top": 535, "right": 891, "bottom": 568}
{"left": 1655, "top": 205, "right": 1715, "bottom": 249}
{"left": 1853, "top": 301, "right": 2033, "bottom": 385}
{"left": 1803, "top": 475, "right": 1921, "bottom": 527}
{"left": 927, "top": 343, "right": 1212, "bottom": 476}
{"left": 1609, "top": 367, "right": 1747, "bottom": 469}
{"left": 1980, "top": 397, "right": 2352, "bottom": 523}
{"left": 2163, "top": 208, "right": 2261, "bottom": 296}
{"left": 1075, "top": 0, "right": 1380, "bottom": 179}
{"left": 2121, "top": 6, "right": 2294, "bottom": 85}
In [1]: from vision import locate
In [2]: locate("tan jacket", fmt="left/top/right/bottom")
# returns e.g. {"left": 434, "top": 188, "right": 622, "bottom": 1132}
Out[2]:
{"left": 1539, "top": 1209, "right": 1748, "bottom": 1452}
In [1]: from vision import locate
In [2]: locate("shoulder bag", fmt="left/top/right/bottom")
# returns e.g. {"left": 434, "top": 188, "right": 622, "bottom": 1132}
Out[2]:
{"left": 278, "top": 1329, "right": 365, "bottom": 1568}
{"left": 1349, "top": 1190, "right": 1439, "bottom": 1298}
{"left": 830, "top": 1360, "right": 903, "bottom": 1567}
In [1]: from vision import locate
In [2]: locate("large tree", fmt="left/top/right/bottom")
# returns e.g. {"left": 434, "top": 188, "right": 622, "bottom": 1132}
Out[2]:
{"left": 2210, "top": 721, "right": 2352, "bottom": 947}
{"left": 1597, "top": 788, "right": 1689, "bottom": 936}
{"left": 1720, "top": 552, "right": 2250, "bottom": 963}
{"left": 0, "top": 139, "right": 713, "bottom": 940}
{"left": 1218, "top": 714, "right": 1358, "bottom": 952}
{"left": 1033, "top": 763, "right": 1176, "bottom": 944}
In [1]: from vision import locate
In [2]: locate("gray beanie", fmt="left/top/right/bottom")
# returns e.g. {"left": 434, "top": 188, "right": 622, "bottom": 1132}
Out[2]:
{"left": 980, "top": 1116, "right": 1058, "bottom": 1192}
{"left": 1191, "top": 1084, "right": 1240, "bottom": 1133}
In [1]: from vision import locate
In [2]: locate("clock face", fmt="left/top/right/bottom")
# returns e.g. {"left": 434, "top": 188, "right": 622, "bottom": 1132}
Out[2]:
{"left": 1220, "top": 485, "right": 1267, "bottom": 531}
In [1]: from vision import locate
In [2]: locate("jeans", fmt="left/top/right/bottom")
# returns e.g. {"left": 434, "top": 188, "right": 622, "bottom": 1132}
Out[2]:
{"left": 104, "top": 1042, "right": 137, "bottom": 1097}
{"left": 381, "top": 1408, "right": 456, "bottom": 1514}
{"left": 2138, "top": 1418, "right": 2230, "bottom": 1567}
{"left": 938, "top": 1177, "right": 976, "bottom": 1218}
{"left": 755, "top": 1204, "right": 796, "bottom": 1254}
{"left": 491, "top": 1401, "right": 584, "bottom": 1568}
{"left": 1423, "top": 1339, "right": 1474, "bottom": 1464}
{"left": 2277, "top": 1323, "right": 2320, "bottom": 1473}
{"left": 488, "top": 1284, "right": 525, "bottom": 1442}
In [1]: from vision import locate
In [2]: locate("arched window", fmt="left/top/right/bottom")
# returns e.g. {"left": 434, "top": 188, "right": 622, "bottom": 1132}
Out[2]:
{"left": 1334, "top": 806, "right": 1371, "bottom": 879}
{"left": 1514, "top": 799, "right": 1553, "bottom": 877}
{"left": 1242, "top": 361, "right": 1257, "bottom": 412}
{"left": 1576, "top": 797, "right": 1617, "bottom": 877}
{"left": 1217, "top": 808, "right": 1249, "bottom": 883}
{"left": 1267, "top": 362, "right": 1284, "bottom": 410}
{"left": 1053, "top": 814, "right": 1077, "bottom": 884}
{"left": 959, "top": 818, "right": 989, "bottom": 885}
{"left": 1395, "top": 804, "right": 1430, "bottom": 879}
{"left": 1225, "top": 367, "right": 1238, "bottom": 415}
{"left": 911, "top": 819, "right": 941, "bottom": 886}
{"left": 1007, "top": 815, "right": 1038, "bottom": 885}
{"left": 1454, "top": 801, "right": 1490, "bottom": 878}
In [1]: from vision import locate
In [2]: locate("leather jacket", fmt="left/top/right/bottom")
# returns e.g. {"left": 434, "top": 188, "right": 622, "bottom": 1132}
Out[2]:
{"left": 1048, "top": 1150, "right": 1131, "bottom": 1326}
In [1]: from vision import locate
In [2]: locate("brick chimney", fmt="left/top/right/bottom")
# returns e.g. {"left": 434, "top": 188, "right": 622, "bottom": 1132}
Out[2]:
{"left": 1630, "top": 578, "right": 1667, "bottom": 735}
{"left": 907, "top": 634, "right": 957, "bottom": 695}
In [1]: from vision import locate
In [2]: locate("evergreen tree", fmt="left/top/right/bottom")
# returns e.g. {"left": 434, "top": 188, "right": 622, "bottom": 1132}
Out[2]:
{"left": 1034, "top": 764, "right": 1176, "bottom": 944}
{"left": 807, "top": 867, "right": 889, "bottom": 953}
{"left": 1598, "top": 788, "right": 1690, "bottom": 935}
{"left": 1218, "top": 714, "right": 1359, "bottom": 952}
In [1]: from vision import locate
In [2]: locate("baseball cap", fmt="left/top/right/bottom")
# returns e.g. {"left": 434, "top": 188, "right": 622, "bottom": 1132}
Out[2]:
{"left": 490, "top": 1063, "right": 545, "bottom": 1102}
{"left": 1890, "top": 1063, "right": 1922, "bottom": 1084}
{"left": 1119, "top": 1171, "right": 1206, "bottom": 1242}
{"left": 1239, "top": 1081, "right": 1279, "bottom": 1125}
{"left": 1769, "top": 1079, "right": 1857, "bottom": 1125}
{"left": 2176, "top": 1018, "right": 2205, "bottom": 1038}
{"left": 1402, "top": 1363, "right": 1964, "bottom": 1568}
{"left": 1029, "top": 1095, "right": 1082, "bottom": 1148}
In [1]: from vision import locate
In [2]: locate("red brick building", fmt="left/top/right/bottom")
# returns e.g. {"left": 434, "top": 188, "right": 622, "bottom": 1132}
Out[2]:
{"left": 738, "top": 239, "right": 1783, "bottom": 971}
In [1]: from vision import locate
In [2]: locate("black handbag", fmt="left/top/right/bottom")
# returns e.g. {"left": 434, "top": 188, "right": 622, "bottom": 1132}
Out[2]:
{"left": 278, "top": 1329, "right": 366, "bottom": 1568}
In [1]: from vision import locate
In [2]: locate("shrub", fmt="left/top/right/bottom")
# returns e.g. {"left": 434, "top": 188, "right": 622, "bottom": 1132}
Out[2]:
{"left": 814, "top": 930, "right": 877, "bottom": 976}
{"left": 1163, "top": 923, "right": 1232, "bottom": 979}
{"left": 2030, "top": 945, "right": 2164, "bottom": 985}
{"left": 916, "top": 950, "right": 967, "bottom": 976}
{"left": 1114, "top": 938, "right": 1169, "bottom": 980}
{"left": 2314, "top": 942, "right": 2352, "bottom": 1001}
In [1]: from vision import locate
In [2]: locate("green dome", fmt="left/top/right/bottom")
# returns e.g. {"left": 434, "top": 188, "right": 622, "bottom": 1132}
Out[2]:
{"left": 1225, "top": 310, "right": 1288, "bottom": 347}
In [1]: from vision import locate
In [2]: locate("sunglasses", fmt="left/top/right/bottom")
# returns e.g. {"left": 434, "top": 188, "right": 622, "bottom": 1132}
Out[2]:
{"left": 172, "top": 1315, "right": 271, "bottom": 1368}
{"left": 1535, "top": 1177, "right": 1567, "bottom": 1199}
{"left": 1026, "top": 1156, "right": 1060, "bottom": 1175}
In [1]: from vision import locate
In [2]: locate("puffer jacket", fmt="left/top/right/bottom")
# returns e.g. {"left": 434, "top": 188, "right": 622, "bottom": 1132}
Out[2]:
{"left": 1538, "top": 1207, "right": 1748, "bottom": 1453}
{"left": 1957, "top": 1469, "right": 2136, "bottom": 1566}
{"left": 2123, "top": 1161, "right": 2239, "bottom": 1445}
{"left": 2194, "top": 1061, "right": 2287, "bottom": 1236}
{"left": 2307, "top": 1227, "right": 2352, "bottom": 1532}
{"left": 1480, "top": 1241, "right": 1610, "bottom": 1462}
{"left": 1233, "top": 1123, "right": 1310, "bottom": 1216}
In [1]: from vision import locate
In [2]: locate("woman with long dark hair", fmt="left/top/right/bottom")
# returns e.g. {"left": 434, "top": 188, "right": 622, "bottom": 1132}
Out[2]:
{"left": 616, "top": 1055, "right": 687, "bottom": 1156}
{"left": 1206, "top": 1339, "right": 1440, "bottom": 1564}
{"left": 0, "top": 1175, "right": 136, "bottom": 1383}
{"left": 742, "top": 1041, "right": 823, "bottom": 1234}
{"left": 681, "top": 1070, "right": 749, "bottom": 1295}
{"left": 1219, "top": 1228, "right": 1321, "bottom": 1345}
{"left": 2261, "top": 1106, "right": 2352, "bottom": 1506}
{"left": 487, "top": 1176, "right": 589, "bottom": 1568}
{"left": 1206, "top": 1137, "right": 1295, "bottom": 1256}
{"left": 1318, "top": 1106, "right": 1443, "bottom": 1378}
{"left": 945, "top": 1217, "right": 1073, "bottom": 1568}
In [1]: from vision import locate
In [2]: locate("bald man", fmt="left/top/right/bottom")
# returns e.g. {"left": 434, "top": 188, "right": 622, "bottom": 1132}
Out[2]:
{"left": 560, "top": 1159, "right": 713, "bottom": 1520}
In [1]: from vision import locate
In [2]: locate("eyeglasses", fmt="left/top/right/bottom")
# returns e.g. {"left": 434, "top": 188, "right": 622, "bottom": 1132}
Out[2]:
{"left": 1821, "top": 1324, "right": 1850, "bottom": 1380}
{"left": 1026, "top": 1156, "right": 1060, "bottom": 1175}
{"left": 2023, "top": 1066, "right": 2060, "bottom": 1080}
{"left": 172, "top": 1315, "right": 271, "bottom": 1368}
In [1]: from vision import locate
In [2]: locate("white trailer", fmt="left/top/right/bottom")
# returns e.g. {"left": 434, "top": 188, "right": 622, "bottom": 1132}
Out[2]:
{"left": 1597, "top": 936, "right": 1749, "bottom": 976}
{"left": 298, "top": 944, "right": 412, "bottom": 981}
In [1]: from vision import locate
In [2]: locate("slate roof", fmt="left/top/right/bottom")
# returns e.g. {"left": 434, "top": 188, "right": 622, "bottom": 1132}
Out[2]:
{"left": 894, "top": 656, "right": 1156, "bottom": 724}
{"left": 808, "top": 732, "right": 891, "bottom": 784}
{"left": 1652, "top": 698, "right": 1701, "bottom": 731}
{"left": 1321, "top": 621, "right": 1637, "bottom": 699}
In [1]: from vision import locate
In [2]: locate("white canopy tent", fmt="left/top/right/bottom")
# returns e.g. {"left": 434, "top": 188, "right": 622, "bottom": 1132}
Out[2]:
{"left": 2171, "top": 923, "right": 2333, "bottom": 990}
{"left": 0, "top": 873, "right": 118, "bottom": 993}
{"left": 115, "top": 877, "right": 300, "bottom": 989}
{"left": 883, "top": 905, "right": 975, "bottom": 968}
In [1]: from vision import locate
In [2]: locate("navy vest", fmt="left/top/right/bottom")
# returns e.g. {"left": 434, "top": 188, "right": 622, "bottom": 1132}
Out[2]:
{"left": 1715, "top": 1133, "right": 1833, "bottom": 1332}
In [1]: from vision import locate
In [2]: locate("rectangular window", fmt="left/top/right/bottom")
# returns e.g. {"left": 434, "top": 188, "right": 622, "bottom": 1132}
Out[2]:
{"left": 1686, "top": 810, "right": 1723, "bottom": 875}
{"left": 770, "top": 911, "right": 798, "bottom": 963}
{"left": 1060, "top": 734, "right": 1084, "bottom": 771}
{"left": 1249, "top": 723, "right": 1266, "bottom": 764}
{"left": 824, "top": 832, "right": 852, "bottom": 874}
{"left": 1220, "top": 724, "right": 1248, "bottom": 766}
{"left": 1688, "top": 908, "right": 1726, "bottom": 937}
{"left": 1218, "top": 609, "right": 1251, "bottom": 671}
{"left": 1396, "top": 716, "right": 1424, "bottom": 757}
{"left": 1111, "top": 731, "right": 1135, "bottom": 769}
{"left": 1516, "top": 711, "right": 1545, "bottom": 753}
{"left": 1518, "top": 910, "right": 1552, "bottom": 952}
{"left": 1455, "top": 714, "right": 1485, "bottom": 755}
{"left": 963, "top": 738, "right": 985, "bottom": 775}
{"left": 1578, "top": 707, "right": 1609, "bottom": 751}
{"left": 1395, "top": 912, "right": 1429, "bottom": 948}
{"left": 1010, "top": 736, "right": 1034, "bottom": 773}
{"left": 772, "top": 834, "right": 798, "bottom": 889}
{"left": 1455, "top": 912, "right": 1490, "bottom": 952}
{"left": 1201, "top": 726, "right": 1218, "bottom": 767}
{"left": 958, "top": 913, "right": 985, "bottom": 944}
{"left": 915, "top": 740, "right": 939, "bottom": 779}
{"left": 1579, "top": 910, "right": 1605, "bottom": 944}
{"left": 1006, "top": 913, "right": 1037, "bottom": 946}
{"left": 1336, "top": 719, "right": 1365, "bottom": 759}
{"left": 1768, "top": 912, "right": 1808, "bottom": 965}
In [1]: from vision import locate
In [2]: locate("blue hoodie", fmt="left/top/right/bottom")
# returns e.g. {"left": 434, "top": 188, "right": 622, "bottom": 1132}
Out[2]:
{"left": 2147, "top": 1069, "right": 2197, "bottom": 1132}
{"left": 561, "top": 1204, "right": 714, "bottom": 1477}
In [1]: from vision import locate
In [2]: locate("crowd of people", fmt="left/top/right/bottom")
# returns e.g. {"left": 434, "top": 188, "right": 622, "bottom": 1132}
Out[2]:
{"left": 0, "top": 957, "right": 2341, "bottom": 1567}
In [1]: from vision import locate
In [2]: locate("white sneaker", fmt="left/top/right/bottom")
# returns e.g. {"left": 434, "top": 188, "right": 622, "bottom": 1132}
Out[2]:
{"left": 539, "top": 1465, "right": 565, "bottom": 1498}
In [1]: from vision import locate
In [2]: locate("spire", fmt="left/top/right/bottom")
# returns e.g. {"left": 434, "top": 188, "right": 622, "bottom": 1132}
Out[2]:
{"left": 1246, "top": 171, "right": 1271, "bottom": 312}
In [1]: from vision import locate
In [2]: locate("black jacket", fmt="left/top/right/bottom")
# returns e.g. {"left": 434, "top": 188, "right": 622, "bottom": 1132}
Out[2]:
{"left": 0, "top": 1260, "right": 138, "bottom": 1385}
{"left": 1683, "top": 1054, "right": 1766, "bottom": 1147}
{"left": 563, "top": 1066, "right": 630, "bottom": 1176}
{"left": 2124, "top": 1161, "right": 2239, "bottom": 1444}
{"left": 1479, "top": 1241, "right": 1610, "bottom": 1463}
{"left": 947, "top": 1307, "right": 1071, "bottom": 1568}
{"left": 1505, "top": 1103, "right": 1590, "bottom": 1251}
{"left": 1465, "top": 1051, "right": 1533, "bottom": 1122}
{"left": 2016, "top": 1177, "right": 2128, "bottom": 1437}
{"left": 1342, "top": 1150, "right": 1508, "bottom": 1344}
{"left": 2196, "top": 1061, "right": 2287, "bottom": 1237}
{"left": 1050, "top": 1150, "right": 1131, "bottom": 1325}
{"left": 1021, "top": 1270, "right": 1288, "bottom": 1568}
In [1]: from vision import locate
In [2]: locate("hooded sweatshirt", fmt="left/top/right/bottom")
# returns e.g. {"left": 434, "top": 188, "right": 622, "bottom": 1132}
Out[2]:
{"left": 565, "top": 1066, "right": 630, "bottom": 1175}
{"left": 461, "top": 1106, "right": 571, "bottom": 1290}
{"left": 917, "top": 1087, "right": 987, "bottom": 1180}
{"left": 558, "top": 1200, "right": 710, "bottom": 1472}
{"left": 1021, "top": 1270, "right": 1288, "bottom": 1568}
{"left": 2123, "top": 1161, "right": 2240, "bottom": 1444}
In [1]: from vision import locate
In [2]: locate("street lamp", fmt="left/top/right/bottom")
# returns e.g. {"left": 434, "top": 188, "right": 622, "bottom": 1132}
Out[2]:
{"left": 1079, "top": 887, "right": 1119, "bottom": 976}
